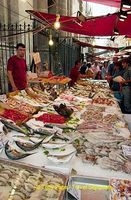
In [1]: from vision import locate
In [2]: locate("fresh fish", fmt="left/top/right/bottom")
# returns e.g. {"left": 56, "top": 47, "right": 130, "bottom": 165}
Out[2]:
{"left": 15, "top": 138, "right": 44, "bottom": 151}
{"left": 23, "top": 123, "right": 53, "bottom": 136}
{"left": 13, "top": 134, "right": 50, "bottom": 144}
{"left": 33, "top": 129, "right": 53, "bottom": 136}
{"left": 53, "top": 132, "right": 69, "bottom": 142}
{"left": 44, "top": 124, "right": 54, "bottom": 128}
{"left": 13, "top": 135, "right": 30, "bottom": 141}
{"left": 1, "top": 119, "right": 27, "bottom": 134}
{"left": 5, "top": 142, "right": 35, "bottom": 160}
{"left": 96, "top": 156, "right": 123, "bottom": 171}
{"left": 30, "top": 134, "right": 54, "bottom": 144}
{"left": 3, "top": 125, "right": 9, "bottom": 135}
{"left": 22, "top": 123, "right": 34, "bottom": 135}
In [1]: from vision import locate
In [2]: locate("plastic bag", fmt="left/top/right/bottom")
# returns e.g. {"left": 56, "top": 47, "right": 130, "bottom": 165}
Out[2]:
{"left": 113, "top": 76, "right": 125, "bottom": 82}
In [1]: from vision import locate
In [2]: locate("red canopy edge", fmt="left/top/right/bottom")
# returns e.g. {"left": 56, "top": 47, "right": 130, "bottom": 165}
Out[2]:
{"left": 73, "top": 39, "right": 119, "bottom": 52}
{"left": 74, "top": 39, "right": 131, "bottom": 52}
{"left": 82, "top": 0, "right": 121, "bottom": 8}
{"left": 26, "top": 10, "right": 131, "bottom": 36}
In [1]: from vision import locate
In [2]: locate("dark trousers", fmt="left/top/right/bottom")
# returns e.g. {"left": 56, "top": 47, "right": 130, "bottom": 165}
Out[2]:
{"left": 122, "top": 86, "right": 131, "bottom": 113}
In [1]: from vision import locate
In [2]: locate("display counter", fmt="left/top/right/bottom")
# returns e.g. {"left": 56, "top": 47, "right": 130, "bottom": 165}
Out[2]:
{"left": 0, "top": 78, "right": 131, "bottom": 199}
{"left": 28, "top": 76, "right": 71, "bottom": 85}
{"left": 0, "top": 158, "right": 67, "bottom": 199}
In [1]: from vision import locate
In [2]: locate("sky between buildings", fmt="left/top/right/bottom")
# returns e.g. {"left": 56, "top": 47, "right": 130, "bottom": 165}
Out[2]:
{"left": 89, "top": 2, "right": 117, "bottom": 46}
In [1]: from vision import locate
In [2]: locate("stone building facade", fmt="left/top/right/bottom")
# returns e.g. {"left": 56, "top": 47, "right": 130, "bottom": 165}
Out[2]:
{"left": 0, "top": 0, "right": 85, "bottom": 93}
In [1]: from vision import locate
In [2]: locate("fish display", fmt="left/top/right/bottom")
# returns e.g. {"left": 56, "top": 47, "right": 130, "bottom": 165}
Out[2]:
{"left": 1, "top": 118, "right": 27, "bottom": 134}
{"left": 0, "top": 160, "right": 65, "bottom": 200}
{"left": 0, "top": 78, "right": 130, "bottom": 185}
{"left": 5, "top": 142, "right": 34, "bottom": 160}
{"left": 36, "top": 113, "right": 66, "bottom": 124}
{"left": 0, "top": 108, "right": 28, "bottom": 124}
{"left": 53, "top": 103, "right": 74, "bottom": 118}
{"left": 73, "top": 131, "right": 131, "bottom": 174}
{"left": 110, "top": 178, "right": 131, "bottom": 200}
{"left": 15, "top": 138, "right": 44, "bottom": 152}
{"left": 5, "top": 98, "right": 37, "bottom": 115}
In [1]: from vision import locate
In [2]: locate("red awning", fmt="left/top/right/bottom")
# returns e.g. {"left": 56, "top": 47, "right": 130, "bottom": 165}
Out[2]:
{"left": 26, "top": 10, "right": 131, "bottom": 36}
{"left": 83, "top": 0, "right": 121, "bottom": 8}
{"left": 74, "top": 40, "right": 119, "bottom": 52}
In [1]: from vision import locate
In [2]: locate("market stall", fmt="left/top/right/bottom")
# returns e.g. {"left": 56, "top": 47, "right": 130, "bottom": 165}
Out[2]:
{"left": 0, "top": 78, "right": 131, "bottom": 199}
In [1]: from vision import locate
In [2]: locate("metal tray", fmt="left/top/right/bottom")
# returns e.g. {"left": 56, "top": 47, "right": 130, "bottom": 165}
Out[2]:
{"left": 66, "top": 176, "right": 110, "bottom": 200}
{"left": 0, "top": 158, "right": 68, "bottom": 200}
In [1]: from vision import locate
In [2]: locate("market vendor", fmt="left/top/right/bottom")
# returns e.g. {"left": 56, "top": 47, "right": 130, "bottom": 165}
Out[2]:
{"left": 121, "top": 57, "right": 131, "bottom": 113}
{"left": 69, "top": 60, "right": 81, "bottom": 86}
{"left": 7, "top": 43, "right": 27, "bottom": 92}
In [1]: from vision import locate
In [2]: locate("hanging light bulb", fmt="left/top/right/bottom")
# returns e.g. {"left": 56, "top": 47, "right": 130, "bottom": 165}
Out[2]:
{"left": 49, "top": 34, "right": 54, "bottom": 46}
{"left": 120, "top": 11, "right": 127, "bottom": 19}
{"left": 54, "top": 14, "right": 60, "bottom": 30}
{"left": 127, "top": 10, "right": 131, "bottom": 14}
{"left": 119, "top": 17, "right": 125, "bottom": 21}
{"left": 114, "top": 28, "right": 119, "bottom": 35}
{"left": 122, "top": 0, "right": 131, "bottom": 9}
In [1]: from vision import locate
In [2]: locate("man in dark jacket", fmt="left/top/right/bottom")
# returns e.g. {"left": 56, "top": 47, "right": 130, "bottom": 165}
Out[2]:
{"left": 121, "top": 57, "right": 131, "bottom": 113}
{"left": 79, "top": 62, "right": 87, "bottom": 74}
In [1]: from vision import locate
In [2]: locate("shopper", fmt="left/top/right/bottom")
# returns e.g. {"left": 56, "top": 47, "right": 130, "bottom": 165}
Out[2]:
{"left": 121, "top": 57, "right": 131, "bottom": 113}
{"left": 69, "top": 60, "right": 81, "bottom": 87}
{"left": 108, "top": 56, "right": 118, "bottom": 87}
{"left": 95, "top": 70, "right": 102, "bottom": 80}
{"left": 86, "top": 62, "right": 94, "bottom": 78}
{"left": 101, "top": 60, "right": 109, "bottom": 79}
{"left": 108, "top": 57, "right": 118, "bottom": 76}
{"left": 91, "top": 61, "right": 100, "bottom": 78}
{"left": 79, "top": 61, "right": 87, "bottom": 74}
{"left": 111, "top": 61, "right": 124, "bottom": 101}
{"left": 7, "top": 43, "right": 27, "bottom": 92}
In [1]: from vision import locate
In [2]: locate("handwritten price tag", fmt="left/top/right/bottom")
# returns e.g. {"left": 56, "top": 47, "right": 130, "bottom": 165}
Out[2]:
{"left": 122, "top": 145, "right": 131, "bottom": 156}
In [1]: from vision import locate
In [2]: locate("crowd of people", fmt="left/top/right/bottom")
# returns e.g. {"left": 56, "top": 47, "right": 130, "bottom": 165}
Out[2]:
{"left": 6, "top": 42, "right": 131, "bottom": 114}
{"left": 69, "top": 56, "right": 131, "bottom": 114}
